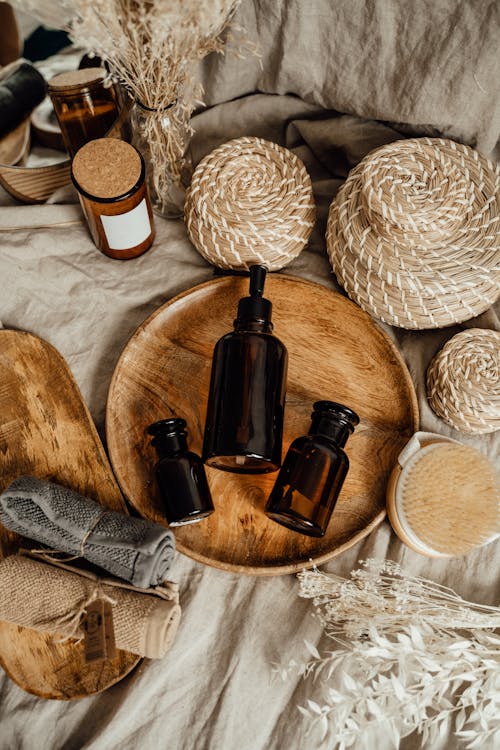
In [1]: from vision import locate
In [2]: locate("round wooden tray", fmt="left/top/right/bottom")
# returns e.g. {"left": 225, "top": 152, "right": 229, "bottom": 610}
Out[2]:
{"left": 106, "top": 274, "right": 419, "bottom": 575}
{"left": 0, "top": 330, "right": 140, "bottom": 699}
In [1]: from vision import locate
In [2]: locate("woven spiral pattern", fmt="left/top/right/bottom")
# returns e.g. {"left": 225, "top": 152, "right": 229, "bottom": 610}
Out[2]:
{"left": 184, "top": 136, "right": 315, "bottom": 271}
{"left": 326, "top": 137, "right": 500, "bottom": 329}
{"left": 426, "top": 328, "right": 500, "bottom": 434}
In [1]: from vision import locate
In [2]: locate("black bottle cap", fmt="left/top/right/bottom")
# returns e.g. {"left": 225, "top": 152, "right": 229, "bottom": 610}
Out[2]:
{"left": 309, "top": 401, "right": 360, "bottom": 446}
{"left": 147, "top": 417, "right": 188, "bottom": 457}
{"left": 312, "top": 401, "right": 360, "bottom": 426}
{"left": 236, "top": 265, "right": 272, "bottom": 323}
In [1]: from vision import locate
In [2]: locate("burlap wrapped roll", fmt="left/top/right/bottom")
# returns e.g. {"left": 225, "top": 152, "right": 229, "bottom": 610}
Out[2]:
{"left": 0, "top": 554, "right": 181, "bottom": 659}
{"left": 184, "top": 136, "right": 316, "bottom": 271}
{"left": 326, "top": 138, "right": 500, "bottom": 329}
{"left": 426, "top": 328, "right": 500, "bottom": 434}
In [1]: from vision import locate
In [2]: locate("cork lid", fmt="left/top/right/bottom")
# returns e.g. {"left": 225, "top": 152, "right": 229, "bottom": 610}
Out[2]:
{"left": 72, "top": 138, "right": 143, "bottom": 199}
{"left": 48, "top": 68, "right": 106, "bottom": 91}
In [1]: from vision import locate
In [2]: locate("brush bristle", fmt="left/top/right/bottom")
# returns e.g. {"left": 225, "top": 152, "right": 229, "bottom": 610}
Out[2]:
{"left": 398, "top": 444, "right": 499, "bottom": 555}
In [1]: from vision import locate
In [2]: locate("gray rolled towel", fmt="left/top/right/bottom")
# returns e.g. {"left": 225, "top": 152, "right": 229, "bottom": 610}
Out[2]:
{"left": 0, "top": 476, "right": 175, "bottom": 588}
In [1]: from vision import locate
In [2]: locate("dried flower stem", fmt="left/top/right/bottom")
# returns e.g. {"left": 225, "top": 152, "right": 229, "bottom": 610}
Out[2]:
{"left": 13, "top": 0, "right": 248, "bottom": 210}
{"left": 70, "top": 0, "right": 243, "bottom": 206}
{"left": 278, "top": 560, "right": 500, "bottom": 749}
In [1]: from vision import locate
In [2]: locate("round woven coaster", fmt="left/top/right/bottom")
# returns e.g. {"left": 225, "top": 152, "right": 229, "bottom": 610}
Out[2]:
{"left": 184, "top": 136, "right": 316, "bottom": 271}
{"left": 426, "top": 328, "right": 500, "bottom": 434}
{"left": 326, "top": 137, "right": 500, "bottom": 329}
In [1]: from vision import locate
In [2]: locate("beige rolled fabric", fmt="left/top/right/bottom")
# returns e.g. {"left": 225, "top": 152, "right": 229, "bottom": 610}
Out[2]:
{"left": 0, "top": 554, "right": 181, "bottom": 659}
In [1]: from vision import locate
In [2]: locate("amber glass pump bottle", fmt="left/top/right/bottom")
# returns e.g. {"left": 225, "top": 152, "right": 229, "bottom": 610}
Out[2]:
{"left": 202, "top": 266, "right": 288, "bottom": 473}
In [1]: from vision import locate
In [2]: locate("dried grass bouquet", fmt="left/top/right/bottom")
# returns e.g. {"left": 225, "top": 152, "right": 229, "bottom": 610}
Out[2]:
{"left": 279, "top": 560, "right": 500, "bottom": 749}
{"left": 14, "top": 0, "right": 246, "bottom": 215}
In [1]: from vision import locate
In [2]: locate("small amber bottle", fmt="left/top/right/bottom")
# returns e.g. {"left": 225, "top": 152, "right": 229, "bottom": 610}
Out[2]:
{"left": 48, "top": 68, "right": 124, "bottom": 157}
{"left": 71, "top": 137, "right": 155, "bottom": 259}
{"left": 202, "top": 265, "right": 288, "bottom": 473}
{"left": 148, "top": 418, "right": 215, "bottom": 527}
{"left": 265, "top": 401, "right": 359, "bottom": 537}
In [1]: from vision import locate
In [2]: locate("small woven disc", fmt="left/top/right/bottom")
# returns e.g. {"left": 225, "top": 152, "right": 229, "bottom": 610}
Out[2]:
{"left": 326, "top": 137, "right": 500, "bottom": 329}
{"left": 184, "top": 136, "right": 316, "bottom": 271}
{"left": 426, "top": 328, "right": 500, "bottom": 434}
{"left": 396, "top": 443, "right": 499, "bottom": 556}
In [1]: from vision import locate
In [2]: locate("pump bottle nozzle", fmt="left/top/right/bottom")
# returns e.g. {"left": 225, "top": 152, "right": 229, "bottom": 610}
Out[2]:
{"left": 249, "top": 265, "right": 266, "bottom": 297}
{"left": 236, "top": 265, "right": 272, "bottom": 324}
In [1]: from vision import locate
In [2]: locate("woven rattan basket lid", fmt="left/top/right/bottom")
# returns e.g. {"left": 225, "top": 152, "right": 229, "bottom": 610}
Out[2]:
{"left": 184, "top": 136, "right": 316, "bottom": 271}
{"left": 326, "top": 137, "right": 500, "bottom": 329}
{"left": 426, "top": 328, "right": 500, "bottom": 434}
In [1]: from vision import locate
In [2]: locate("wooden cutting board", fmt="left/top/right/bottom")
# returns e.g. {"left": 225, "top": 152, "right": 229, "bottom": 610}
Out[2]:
{"left": 107, "top": 274, "right": 419, "bottom": 574}
{"left": 0, "top": 330, "right": 140, "bottom": 699}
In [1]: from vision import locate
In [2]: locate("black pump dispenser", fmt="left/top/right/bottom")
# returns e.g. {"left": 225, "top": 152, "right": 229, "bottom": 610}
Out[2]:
{"left": 202, "top": 266, "right": 288, "bottom": 473}
{"left": 236, "top": 265, "right": 272, "bottom": 326}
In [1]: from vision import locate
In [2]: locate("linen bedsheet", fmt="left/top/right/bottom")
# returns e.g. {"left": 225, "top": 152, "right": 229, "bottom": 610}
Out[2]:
{"left": 0, "top": 2, "right": 498, "bottom": 748}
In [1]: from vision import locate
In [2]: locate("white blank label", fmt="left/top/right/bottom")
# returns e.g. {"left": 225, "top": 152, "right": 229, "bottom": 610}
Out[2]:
{"left": 101, "top": 198, "right": 151, "bottom": 251}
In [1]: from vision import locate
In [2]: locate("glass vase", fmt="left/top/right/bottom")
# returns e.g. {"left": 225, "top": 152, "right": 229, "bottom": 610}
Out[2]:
{"left": 130, "top": 100, "right": 193, "bottom": 219}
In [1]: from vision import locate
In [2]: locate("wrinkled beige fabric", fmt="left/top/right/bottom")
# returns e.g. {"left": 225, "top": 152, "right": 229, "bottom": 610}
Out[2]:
{"left": 200, "top": 0, "right": 500, "bottom": 155}
{"left": 0, "top": 2, "right": 498, "bottom": 748}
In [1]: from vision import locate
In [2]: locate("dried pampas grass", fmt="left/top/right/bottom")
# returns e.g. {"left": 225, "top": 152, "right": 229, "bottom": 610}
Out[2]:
{"left": 277, "top": 560, "right": 500, "bottom": 749}
{"left": 14, "top": 1, "right": 244, "bottom": 107}
{"left": 13, "top": 1, "right": 249, "bottom": 212}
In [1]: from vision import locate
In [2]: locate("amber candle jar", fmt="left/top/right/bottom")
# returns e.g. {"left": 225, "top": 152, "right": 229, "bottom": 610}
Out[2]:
{"left": 48, "top": 68, "right": 123, "bottom": 157}
{"left": 71, "top": 138, "right": 155, "bottom": 260}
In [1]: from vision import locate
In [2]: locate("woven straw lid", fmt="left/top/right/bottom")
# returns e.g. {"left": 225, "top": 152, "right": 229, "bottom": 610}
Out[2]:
{"left": 426, "top": 328, "right": 500, "bottom": 434}
{"left": 326, "top": 137, "right": 500, "bottom": 329}
{"left": 184, "top": 136, "right": 316, "bottom": 271}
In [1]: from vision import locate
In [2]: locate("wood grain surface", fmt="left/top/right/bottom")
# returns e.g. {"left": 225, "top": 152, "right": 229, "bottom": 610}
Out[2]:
{"left": 0, "top": 330, "right": 140, "bottom": 699}
{"left": 107, "top": 274, "right": 419, "bottom": 575}
{"left": 0, "top": 160, "right": 72, "bottom": 204}
{"left": 0, "top": 118, "right": 30, "bottom": 166}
